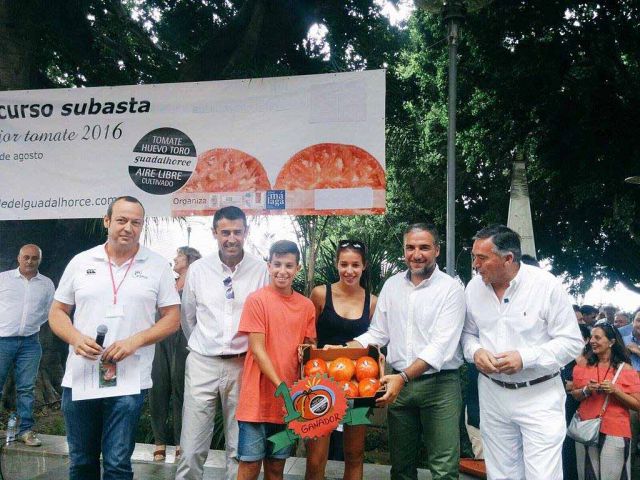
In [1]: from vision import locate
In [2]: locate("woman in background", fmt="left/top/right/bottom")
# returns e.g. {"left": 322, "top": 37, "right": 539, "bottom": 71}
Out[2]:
{"left": 305, "top": 239, "right": 377, "bottom": 480}
{"left": 571, "top": 323, "right": 640, "bottom": 479}
{"left": 151, "top": 246, "right": 201, "bottom": 462}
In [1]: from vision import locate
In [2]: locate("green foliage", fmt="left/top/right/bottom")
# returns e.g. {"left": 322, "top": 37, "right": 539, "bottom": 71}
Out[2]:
{"left": 43, "top": 412, "right": 67, "bottom": 436}
{"left": 134, "top": 397, "right": 154, "bottom": 444}
{"left": 3, "top": 0, "right": 640, "bottom": 293}
{"left": 134, "top": 396, "right": 226, "bottom": 449}
{"left": 391, "top": 2, "right": 640, "bottom": 291}
{"left": 293, "top": 215, "right": 405, "bottom": 296}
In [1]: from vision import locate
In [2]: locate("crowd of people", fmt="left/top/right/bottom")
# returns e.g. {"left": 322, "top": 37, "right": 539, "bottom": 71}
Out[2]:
{"left": 1, "top": 195, "right": 640, "bottom": 480}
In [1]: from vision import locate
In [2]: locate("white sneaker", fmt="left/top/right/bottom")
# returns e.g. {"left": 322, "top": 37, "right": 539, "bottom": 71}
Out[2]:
{"left": 18, "top": 430, "right": 42, "bottom": 447}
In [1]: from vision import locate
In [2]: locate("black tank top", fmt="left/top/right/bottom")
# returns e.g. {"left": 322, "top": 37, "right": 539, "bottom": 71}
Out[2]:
{"left": 317, "top": 284, "right": 370, "bottom": 348}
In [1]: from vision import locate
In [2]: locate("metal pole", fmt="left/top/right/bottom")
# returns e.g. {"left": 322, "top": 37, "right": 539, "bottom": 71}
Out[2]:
{"left": 446, "top": 14, "right": 460, "bottom": 277}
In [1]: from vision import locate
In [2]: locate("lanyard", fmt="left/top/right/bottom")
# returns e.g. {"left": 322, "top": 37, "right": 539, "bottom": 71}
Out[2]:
{"left": 106, "top": 252, "right": 136, "bottom": 305}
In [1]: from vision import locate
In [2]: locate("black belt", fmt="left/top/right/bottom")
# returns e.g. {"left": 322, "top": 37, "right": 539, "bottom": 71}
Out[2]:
{"left": 392, "top": 368, "right": 458, "bottom": 378}
{"left": 482, "top": 371, "right": 559, "bottom": 389}
{"left": 216, "top": 352, "right": 246, "bottom": 360}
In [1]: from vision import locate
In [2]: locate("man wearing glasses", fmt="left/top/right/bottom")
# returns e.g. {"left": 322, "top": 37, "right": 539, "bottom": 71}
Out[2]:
{"left": 177, "top": 206, "right": 269, "bottom": 480}
{"left": 462, "top": 225, "right": 583, "bottom": 480}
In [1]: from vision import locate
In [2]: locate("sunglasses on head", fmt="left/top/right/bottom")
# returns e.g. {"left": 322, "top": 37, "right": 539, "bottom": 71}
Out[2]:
{"left": 338, "top": 239, "right": 366, "bottom": 251}
{"left": 223, "top": 276, "right": 234, "bottom": 300}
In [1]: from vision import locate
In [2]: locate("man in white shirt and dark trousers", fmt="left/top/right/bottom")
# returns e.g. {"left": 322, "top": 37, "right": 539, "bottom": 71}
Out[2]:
{"left": 49, "top": 196, "right": 181, "bottom": 480}
{"left": 462, "top": 225, "right": 583, "bottom": 480}
{"left": 176, "top": 206, "right": 269, "bottom": 480}
{"left": 341, "top": 223, "right": 465, "bottom": 480}
{"left": 0, "top": 244, "right": 54, "bottom": 446}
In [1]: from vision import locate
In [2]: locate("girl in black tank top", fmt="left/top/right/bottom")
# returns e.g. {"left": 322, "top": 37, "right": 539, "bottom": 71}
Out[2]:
{"left": 306, "top": 240, "right": 377, "bottom": 480}
{"left": 317, "top": 282, "right": 370, "bottom": 347}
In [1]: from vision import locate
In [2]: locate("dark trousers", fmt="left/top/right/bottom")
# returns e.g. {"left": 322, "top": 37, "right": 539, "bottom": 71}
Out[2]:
{"left": 563, "top": 396, "right": 580, "bottom": 480}
{"left": 62, "top": 388, "right": 146, "bottom": 480}
{"left": 388, "top": 370, "right": 462, "bottom": 480}
{"left": 149, "top": 329, "right": 188, "bottom": 445}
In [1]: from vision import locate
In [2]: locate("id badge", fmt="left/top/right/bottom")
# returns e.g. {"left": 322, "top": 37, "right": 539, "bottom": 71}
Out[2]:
{"left": 105, "top": 303, "right": 125, "bottom": 318}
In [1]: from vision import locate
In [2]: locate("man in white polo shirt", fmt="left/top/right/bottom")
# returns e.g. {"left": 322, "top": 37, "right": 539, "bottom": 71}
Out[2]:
{"left": 462, "top": 225, "right": 583, "bottom": 480}
{"left": 0, "top": 244, "right": 54, "bottom": 446}
{"left": 176, "top": 206, "right": 268, "bottom": 480}
{"left": 49, "top": 196, "right": 180, "bottom": 480}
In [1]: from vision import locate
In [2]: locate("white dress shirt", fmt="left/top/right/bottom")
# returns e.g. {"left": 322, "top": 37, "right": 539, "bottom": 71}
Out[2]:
{"left": 181, "top": 251, "right": 269, "bottom": 356}
{"left": 55, "top": 244, "right": 180, "bottom": 389}
{"left": 462, "top": 263, "right": 583, "bottom": 383}
{"left": 0, "top": 268, "right": 55, "bottom": 337}
{"left": 355, "top": 265, "right": 466, "bottom": 374}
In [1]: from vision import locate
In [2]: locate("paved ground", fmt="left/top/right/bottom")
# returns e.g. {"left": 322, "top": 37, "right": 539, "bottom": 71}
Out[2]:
{"left": 1, "top": 433, "right": 479, "bottom": 479}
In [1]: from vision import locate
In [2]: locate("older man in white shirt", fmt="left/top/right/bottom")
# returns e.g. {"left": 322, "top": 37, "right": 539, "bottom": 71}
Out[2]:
{"left": 176, "top": 206, "right": 269, "bottom": 480}
{"left": 462, "top": 225, "right": 583, "bottom": 480}
{"left": 0, "top": 244, "right": 54, "bottom": 447}
{"left": 341, "top": 223, "right": 465, "bottom": 480}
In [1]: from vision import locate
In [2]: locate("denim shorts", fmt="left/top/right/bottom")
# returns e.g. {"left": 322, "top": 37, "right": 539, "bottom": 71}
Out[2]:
{"left": 237, "top": 421, "right": 293, "bottom": 461}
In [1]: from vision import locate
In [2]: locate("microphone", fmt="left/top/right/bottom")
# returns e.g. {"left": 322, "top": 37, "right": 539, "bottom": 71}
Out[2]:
{"left": 96, "top": 324, "right": 108, "bottom": 347}
{"left": 504, "top": 298, "right": 509, "bottom": 303}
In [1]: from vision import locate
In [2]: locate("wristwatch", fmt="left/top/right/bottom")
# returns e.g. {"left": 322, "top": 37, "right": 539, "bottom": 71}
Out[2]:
{"left": 399, "top": 370, "right": 410, "bottom": 385}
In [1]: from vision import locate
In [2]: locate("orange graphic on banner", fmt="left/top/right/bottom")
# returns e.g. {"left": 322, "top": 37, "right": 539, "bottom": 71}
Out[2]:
{"left": 274, "top": 143, "right": 385, "bottom": 215}
{"left": 288, "top": 375, "right": 348, "bottom": 439}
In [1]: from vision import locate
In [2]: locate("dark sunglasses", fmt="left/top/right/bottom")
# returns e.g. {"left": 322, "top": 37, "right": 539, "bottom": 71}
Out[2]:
{"left": 338, "top": 239, "right": 366, "bottom": 251}
{"left": 223, "top": 276, "right": 234, "bottom": 300}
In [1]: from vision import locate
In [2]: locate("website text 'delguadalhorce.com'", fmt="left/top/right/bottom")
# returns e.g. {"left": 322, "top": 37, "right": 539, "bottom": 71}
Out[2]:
{"left": 0, "top": 196, "right": 118, "bottom": 212}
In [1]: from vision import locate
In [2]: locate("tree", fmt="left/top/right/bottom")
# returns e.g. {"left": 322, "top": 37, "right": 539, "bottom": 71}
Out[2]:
{"left": 389, "top": 1, "right": 640, "bottom": 291}
{"left": 0, "top": 0, "right": 403, "bottom": 419}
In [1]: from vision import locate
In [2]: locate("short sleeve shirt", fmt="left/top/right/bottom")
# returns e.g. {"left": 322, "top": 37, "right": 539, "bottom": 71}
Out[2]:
{"left": 55, "top": 244, "right": 180, "bottom": 389}
{"left": 235, "top": 286, "right": 316, "bottom": 424}
{"left": 572, "top": 363, "right": 640, "bottom": 438}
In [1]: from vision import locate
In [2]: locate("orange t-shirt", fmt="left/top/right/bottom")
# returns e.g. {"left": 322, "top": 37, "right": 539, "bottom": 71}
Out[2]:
{"left": 236, "top": 286, "right": 316, "bottom": 424}
{"left": 572, "top": 363, "right": 640, "bottom": 438}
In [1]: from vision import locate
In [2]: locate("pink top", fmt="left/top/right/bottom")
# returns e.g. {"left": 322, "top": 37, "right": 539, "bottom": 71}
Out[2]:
{"left": 573, "top": 363, "right": 640, "bottom": 438}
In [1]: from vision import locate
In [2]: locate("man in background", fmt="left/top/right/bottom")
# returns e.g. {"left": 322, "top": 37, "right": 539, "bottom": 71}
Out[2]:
{"left": 0, "top": 244, "right": 54, "bottom": 446}
{"left": 580, "top": 305, "right": 598, "bottom": 329}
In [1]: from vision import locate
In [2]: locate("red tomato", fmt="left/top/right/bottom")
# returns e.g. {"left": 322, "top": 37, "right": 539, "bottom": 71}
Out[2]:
{"left": 358, "top": 378, "right": 381, "bottom": 397}
{"left": 355, "top": 356, "right": 380, "bottom": 381}
{"left": 341, "top": 381, "right": 359, "bottom": 398}
{"left": 304, "top": 358, "right": 328, "bottom": 377}
{"left": 328, "top": 357, "right": 356, "bottom": 382}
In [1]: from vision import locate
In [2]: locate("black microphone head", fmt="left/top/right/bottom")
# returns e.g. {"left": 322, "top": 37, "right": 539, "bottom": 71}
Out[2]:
{"left": 97, "top": 324, "right": 108, "bottom": 335}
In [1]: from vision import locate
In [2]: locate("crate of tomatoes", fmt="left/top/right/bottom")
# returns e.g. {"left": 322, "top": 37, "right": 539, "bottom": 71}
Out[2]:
{"left": 299, "top": 344, "right": 385, "bottom": 407}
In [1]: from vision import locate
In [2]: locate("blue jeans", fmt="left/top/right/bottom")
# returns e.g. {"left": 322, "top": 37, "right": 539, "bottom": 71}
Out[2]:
{"left": 0, "top": 333, "right": 42, "bottom": 434}
{"left": 237, "top": 421, "right": 293, "bottom": 461}
{"left": 62, "top": 388, "right": 145, "bottom": 480}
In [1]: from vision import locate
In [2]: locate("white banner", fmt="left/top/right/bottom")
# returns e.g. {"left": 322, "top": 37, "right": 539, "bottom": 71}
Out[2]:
{"left": 0, "top": 70, "right": 385, "bottom": 220}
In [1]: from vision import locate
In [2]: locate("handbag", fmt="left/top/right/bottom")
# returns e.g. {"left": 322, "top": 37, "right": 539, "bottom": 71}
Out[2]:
{"left": 567, "top": 363, "right": 624, "bottom": 446}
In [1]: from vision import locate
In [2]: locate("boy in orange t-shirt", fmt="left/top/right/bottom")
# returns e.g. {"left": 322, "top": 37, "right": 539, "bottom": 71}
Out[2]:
{"left": 236, "top": 240, "right": 316, "bottom": 480}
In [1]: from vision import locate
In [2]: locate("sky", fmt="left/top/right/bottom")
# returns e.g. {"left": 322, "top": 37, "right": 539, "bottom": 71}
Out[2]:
{"left": 142, "top": 216, "right": 640, "bottom": 314}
